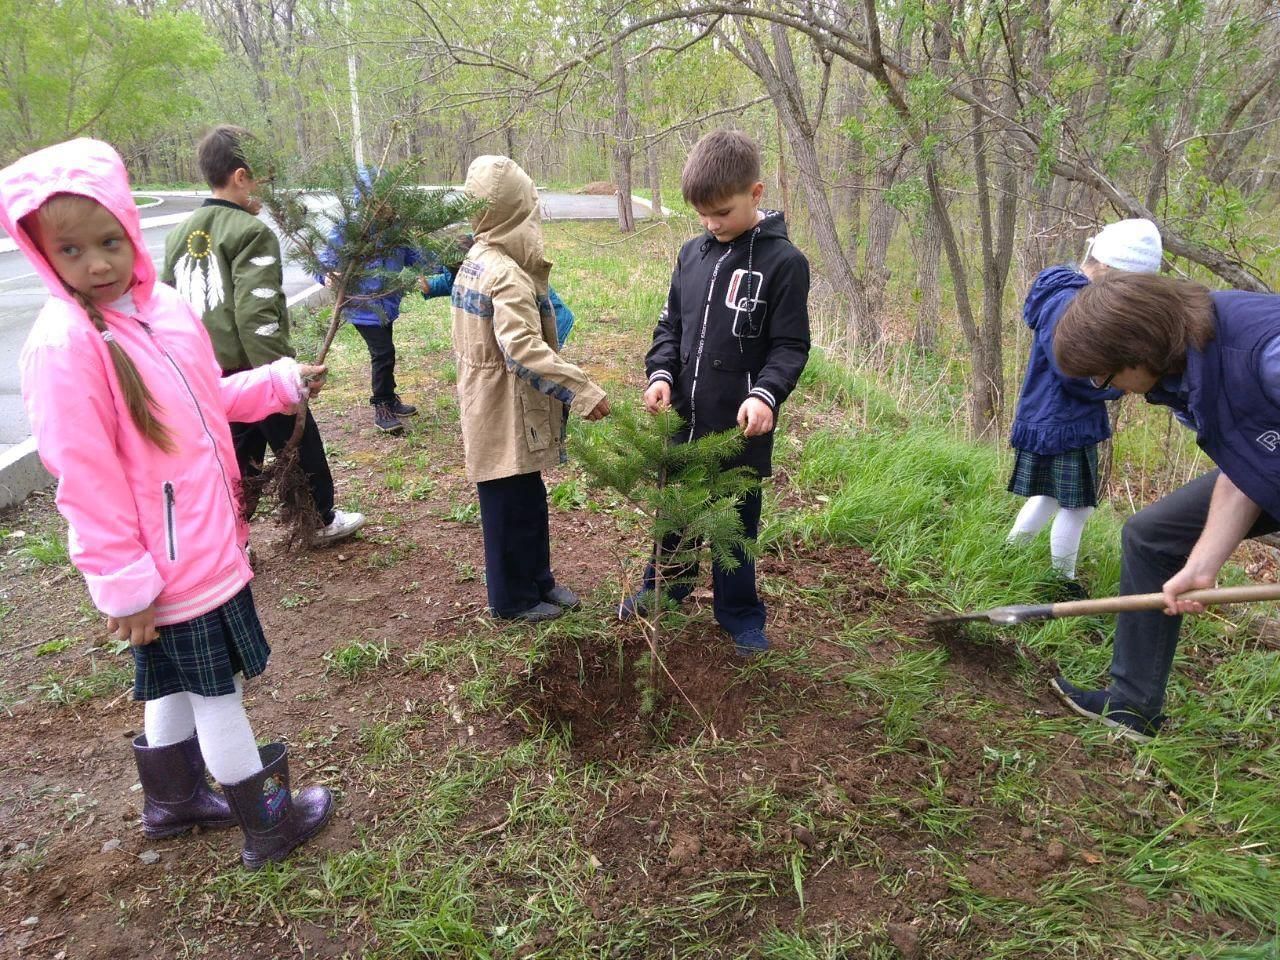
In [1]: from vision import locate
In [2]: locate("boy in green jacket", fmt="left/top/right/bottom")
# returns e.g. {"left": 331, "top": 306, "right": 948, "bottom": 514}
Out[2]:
{"left": 162, "top": 126, "right": 363, "bottom": 544}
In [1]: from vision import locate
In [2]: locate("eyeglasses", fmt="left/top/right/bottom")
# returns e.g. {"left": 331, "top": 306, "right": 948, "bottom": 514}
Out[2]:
{"left": 1090, "top": 372, "right": 1116, "bottom": 389}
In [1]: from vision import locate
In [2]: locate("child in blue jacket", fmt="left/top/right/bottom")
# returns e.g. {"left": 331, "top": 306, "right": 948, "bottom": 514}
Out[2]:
{"left": 1006, "top": 219, "right": 1162, "bottom": 595}
{"left": 316, "top": 170, "right": 426, "bottom": 435}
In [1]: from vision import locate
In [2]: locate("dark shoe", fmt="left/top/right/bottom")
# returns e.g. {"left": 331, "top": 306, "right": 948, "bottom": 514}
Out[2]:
{"left": 617, "top": 584, "right": 692, "bottom": 622}
{"left": 373, "top": 404, "right": 405, "bottom": 434}
{"left": 732, "top": 628, "right": 770, "bottom": 657}
{"left": 543, "top": 585, "right": 582, "bottom": 610}
{"left": 220, "top": 743, "right": 334, "bottom": 871}
{"left": 389, "top": 394, "right": 418, "bottom": 417}
{"left": 498, "top": 601, "right": 563, "bottom": 623}
{"left": 1050, "top": 676, "right": 1163, "bottom": 742}
{"left": 1052, "top": 578, "right": 1088, "bottom": 602}
{"left": 132, "top": 733, "right": 236, "bottom": 839}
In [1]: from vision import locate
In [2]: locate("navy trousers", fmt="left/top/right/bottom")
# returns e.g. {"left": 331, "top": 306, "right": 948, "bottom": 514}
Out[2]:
{"left": 476, "top": 471, "right": 556, "bottom": 617}
{"left": 642, "top": 486, "right": 764, "bottom": 636}
{"left": 1110, "top": 470, "right": 1279, "bottom": 714}
{"left": 231, "top": 410, "right": 336, "bottom": 526}
{"left": 353, "top": 321, "right": 397, "bottom": 406}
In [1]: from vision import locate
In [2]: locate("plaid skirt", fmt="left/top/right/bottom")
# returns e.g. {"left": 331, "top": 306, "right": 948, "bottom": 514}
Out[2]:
{"left": 1007, "top": 446, "right": 1100, "bottom": 509}
{"left": 132, "top": 585, "right": 270, "bottom": 701}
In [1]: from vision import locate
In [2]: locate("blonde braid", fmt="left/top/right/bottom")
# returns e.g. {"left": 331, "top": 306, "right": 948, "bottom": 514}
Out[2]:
{"left": 72, "top": 290, "right": 177, "bottom": 454}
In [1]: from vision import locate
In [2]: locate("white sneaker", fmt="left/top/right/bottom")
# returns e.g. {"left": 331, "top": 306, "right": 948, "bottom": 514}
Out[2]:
{"left": 313, "top": 509, "right": 365, "bottom": 545}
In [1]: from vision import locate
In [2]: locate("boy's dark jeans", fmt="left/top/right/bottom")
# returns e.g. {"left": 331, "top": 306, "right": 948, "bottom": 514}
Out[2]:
{"left": 231, "top": 411, "right": 336, "bottom": 526}
{"left": 476, "top": 471, "right": 556, "bottom": 617}
{"left": 353, "top": 322, "right": 397, "bottom": 406}
{"left": 1110, "top": 469, "right": 1278, "bottom": 715}
{"left": 642, "top": 486, "right": 764, "bottom": 636}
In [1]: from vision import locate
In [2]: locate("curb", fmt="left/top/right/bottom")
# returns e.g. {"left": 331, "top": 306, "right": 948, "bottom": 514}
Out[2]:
{"left": 0, "top": 281, "right": 332, "bottom": 512}
{"left": 0, "top": 439, "right": 51, "bottom": 511}
{"left": 631, "top": 194, "right": 674, "bottom": 217}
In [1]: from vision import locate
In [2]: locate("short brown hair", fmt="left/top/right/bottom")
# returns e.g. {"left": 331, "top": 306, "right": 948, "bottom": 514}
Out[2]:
{"left": 681, "top": 129, "right": 761, "bottom": 207}
{"left": 197, "top": 125, "right": 254, "bottom": 188}
{"left": 1055, "top": 273, "right": 1216, "bottom": 380}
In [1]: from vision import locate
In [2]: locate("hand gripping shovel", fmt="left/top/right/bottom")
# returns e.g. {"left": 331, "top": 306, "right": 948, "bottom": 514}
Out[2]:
{"left": 927, "top": 582, "right": 1280, "bottom": 630}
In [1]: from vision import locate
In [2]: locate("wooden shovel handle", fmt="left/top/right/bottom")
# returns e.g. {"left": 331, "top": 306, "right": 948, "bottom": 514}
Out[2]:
{"left": 1052, "top": 582, "right": 1280, "bottom": 618}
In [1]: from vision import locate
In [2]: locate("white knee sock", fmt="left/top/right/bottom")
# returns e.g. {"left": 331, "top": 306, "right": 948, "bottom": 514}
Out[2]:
{"left": 190, "top": 676, "right": 265, "bottom": 785}
{"left": 1049, "top": 506, "right": 1094, "bottom": 579}
{"left": 1008, "top": 495, "right": 1060, "bottom": 542}
{"left": 143, "top": 692, "right": 196, "bottom": 747}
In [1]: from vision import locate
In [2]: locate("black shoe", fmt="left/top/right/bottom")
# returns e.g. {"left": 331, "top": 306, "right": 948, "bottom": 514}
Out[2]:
{"left": 1052, "top": 578, "right": 1088, "bottom": 602}
{"left": 389, "top": 394, "right": 418, "bottom": 417}
{"left": 1050, "top": 676, "right": 1164, "bottom": 742}
{"left": 543, "top": 585, "right": 582, "bottom": 610}
{"left": 497, "top": 601, "right": 563, "bottom": 623}
{"left": 732, "top": 627, "right": 770, "bottom": 657}
{"left": 373, "top": 403, "right": 405, "bottom": 434}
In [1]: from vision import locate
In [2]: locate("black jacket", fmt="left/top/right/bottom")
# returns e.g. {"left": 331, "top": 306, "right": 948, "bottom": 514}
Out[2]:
{"left": 645, "top": 210, "right": 810, "bottom": 475}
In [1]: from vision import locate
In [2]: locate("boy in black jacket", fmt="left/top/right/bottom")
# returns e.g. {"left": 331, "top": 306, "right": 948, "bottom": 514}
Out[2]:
{"left": 620, "top": 129, "right": 811, "bottom": 655}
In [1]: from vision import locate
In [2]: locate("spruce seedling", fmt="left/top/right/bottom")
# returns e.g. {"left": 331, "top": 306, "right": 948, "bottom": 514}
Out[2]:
{"left": 574, "top": 404, "right": 759, "bottom": 716}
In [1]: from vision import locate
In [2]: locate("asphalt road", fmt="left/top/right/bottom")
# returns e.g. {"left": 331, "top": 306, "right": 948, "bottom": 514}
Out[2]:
{"left": 0, "top": 191, "right": 649, "bottom": 456}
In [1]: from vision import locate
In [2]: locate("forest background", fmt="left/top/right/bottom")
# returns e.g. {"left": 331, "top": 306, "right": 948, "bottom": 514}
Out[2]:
{"left": 6, "top": 0, "right": 1280, "bottom": 450}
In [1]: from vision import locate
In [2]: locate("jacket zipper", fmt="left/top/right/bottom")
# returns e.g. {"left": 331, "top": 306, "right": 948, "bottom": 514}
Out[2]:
{"left": 163, "top": 481, "right": 178, "bottom": 561}
{"left": 139, "top": 322, "right": 240, "bottom": 522}
{"left": 689, "top": 245, "right": 735, "bottom": 440}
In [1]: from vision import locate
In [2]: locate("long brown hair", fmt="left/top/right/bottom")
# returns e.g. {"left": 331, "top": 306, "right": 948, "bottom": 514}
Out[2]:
{"left": 26, "top": 196, "right": 176, "bottom": 454}
{"left": 1055, "top": 273, "right": 1216, "bottom": 379}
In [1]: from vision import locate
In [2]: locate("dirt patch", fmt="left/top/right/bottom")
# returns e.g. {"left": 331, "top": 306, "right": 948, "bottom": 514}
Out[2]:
{"left": 580, "top": 181, "right": 618, "bottom": 196}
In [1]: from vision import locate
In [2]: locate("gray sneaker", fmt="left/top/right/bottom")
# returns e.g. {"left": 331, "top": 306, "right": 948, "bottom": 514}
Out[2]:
{"left": 313, "top": 508, "right": 365, "bottom": 545}
{"left": 498, "top": 601, "right": 563, "bottom": 623}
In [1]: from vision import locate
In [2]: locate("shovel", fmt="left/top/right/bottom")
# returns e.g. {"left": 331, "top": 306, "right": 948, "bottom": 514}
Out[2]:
{"left": 926, "top": 582, "right": 1280, "bottom": 629}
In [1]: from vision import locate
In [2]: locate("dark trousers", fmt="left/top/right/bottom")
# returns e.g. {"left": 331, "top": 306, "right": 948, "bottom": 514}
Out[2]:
{"left": 353, "top": 322, "right": 397, "bottom": 406}
{"left": 1111, "top": 469, "right": 1279, "bottom": 714}
{"left": 476, "top": 471, "right": 556, "bottom": 617}
{"left": 231, "top": 410, "right": 336, "bottom": 525}
{"left": 642, "top": 487, "right": 764, "bottom": 636}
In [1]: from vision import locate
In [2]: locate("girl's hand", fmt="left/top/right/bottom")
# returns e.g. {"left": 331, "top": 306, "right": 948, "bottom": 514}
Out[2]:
{"left": 299, "top": 363, "right": 328, "bottom": 397}
{"left": 108, "top": 605, "right": 159, "bottom": 646}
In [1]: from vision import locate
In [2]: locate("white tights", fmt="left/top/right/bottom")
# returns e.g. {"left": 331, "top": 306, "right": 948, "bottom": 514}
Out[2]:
{"left": 142, "top": 675, "right": 264, "bottom": 784}
{"left": 1007, "top": 495, "right": 1094, "bottom": 579}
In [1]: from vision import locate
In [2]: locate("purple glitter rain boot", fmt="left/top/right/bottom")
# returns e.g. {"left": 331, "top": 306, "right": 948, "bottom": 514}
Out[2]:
{"left": 131, "top": 733, "right": 237, "bottom": 839}
{"left": 220, "top": 743, "right": 334, "bottom": 871}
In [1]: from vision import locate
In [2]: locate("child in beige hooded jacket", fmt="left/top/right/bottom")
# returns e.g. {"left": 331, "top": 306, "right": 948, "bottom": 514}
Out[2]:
{"left": 451, "top": 155, "right": 609, "bottom": 621}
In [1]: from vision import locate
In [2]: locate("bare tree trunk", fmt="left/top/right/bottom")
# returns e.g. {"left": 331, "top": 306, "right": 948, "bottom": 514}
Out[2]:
{"left": 912, "top": 202, "right": 942, "bottom": 351}
{"left": 863, "top": 146, "right": 904, "bottom": 325}
{"left": 733, "top": 21, "right": 874, "bottom": 344}
{"left": 641, "top": 68, "right": 663, "bottom": 215}
{"left": 611, "top": 41, "right": 636, "bottom": 233}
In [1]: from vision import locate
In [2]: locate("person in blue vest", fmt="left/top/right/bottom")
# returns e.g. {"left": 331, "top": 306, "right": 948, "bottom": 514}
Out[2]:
{"left": 1050, "top": 272, "right": 1280, "bottom": 741}
{"left": 419, "top": 233, "right": 576, "bottom": 347}
{"left": 1005, "top": 219, "right": 1161, "bottom": 598}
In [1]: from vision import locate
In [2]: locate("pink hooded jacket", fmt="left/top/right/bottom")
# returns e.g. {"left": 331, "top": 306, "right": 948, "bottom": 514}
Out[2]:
{"left": 1, "top": 139, "right": 303, "bottom": 625}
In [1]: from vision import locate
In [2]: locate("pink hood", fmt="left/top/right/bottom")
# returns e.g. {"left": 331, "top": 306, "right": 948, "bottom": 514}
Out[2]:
{"left": 0, "top": 137, "right": 156, "bottom": 309}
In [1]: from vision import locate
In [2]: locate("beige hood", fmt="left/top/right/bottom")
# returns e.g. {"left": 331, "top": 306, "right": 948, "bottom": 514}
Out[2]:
{"left": 465, "top": 155, "right": 550, "bottom": 288}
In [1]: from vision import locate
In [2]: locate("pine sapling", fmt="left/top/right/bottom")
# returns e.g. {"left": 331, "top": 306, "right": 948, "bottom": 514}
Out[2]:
{"left": 246, "top": 145, "right": 478, "bottom": 546}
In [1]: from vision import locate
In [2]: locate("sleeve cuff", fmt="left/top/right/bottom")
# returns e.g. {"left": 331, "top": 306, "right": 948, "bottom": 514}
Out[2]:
{"left": 648, "top": 370, "right": 674, "bottom": 386}
{"left": 748, "top": 386, "right": 777, "bottom": 409}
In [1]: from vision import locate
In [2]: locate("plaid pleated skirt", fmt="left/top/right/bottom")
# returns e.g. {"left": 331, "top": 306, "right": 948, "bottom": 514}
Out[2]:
{"left": 1007, "top": 446, "right": 1100, "bottom": 509}
{"left": 132, "top": 585, "right": 271, "bottom": 701}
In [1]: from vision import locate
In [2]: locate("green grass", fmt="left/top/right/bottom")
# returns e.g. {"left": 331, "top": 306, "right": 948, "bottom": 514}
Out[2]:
{"left": 123, "top": 219, "right": 1278, "bottom": 959}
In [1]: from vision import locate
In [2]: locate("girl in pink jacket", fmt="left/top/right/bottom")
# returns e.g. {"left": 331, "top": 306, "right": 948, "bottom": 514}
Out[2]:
{"left": 1, "top": 138, "right": 333, "bottom": 870}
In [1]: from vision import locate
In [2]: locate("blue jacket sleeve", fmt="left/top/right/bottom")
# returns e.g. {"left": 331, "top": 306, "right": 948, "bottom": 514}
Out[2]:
{"left": 422, "top": 269, "right": 454, "bottom": 300}
{"left": 549, "top": 287, "right": 574, "bottom": 346}
{"left": 314, "top": 225, "right": 343, "bottom": 282}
